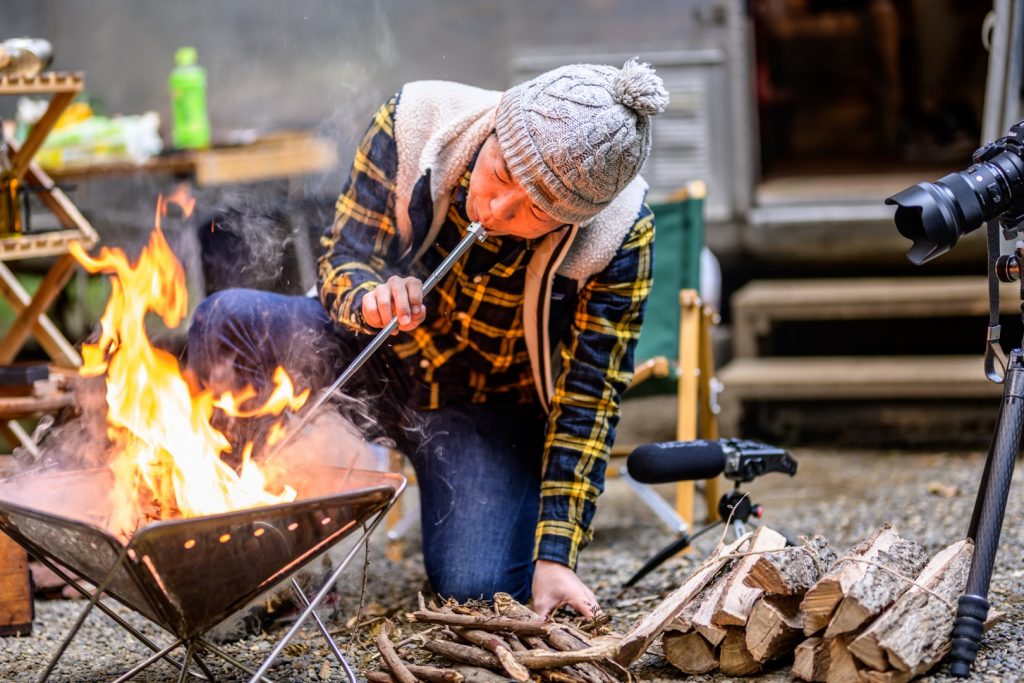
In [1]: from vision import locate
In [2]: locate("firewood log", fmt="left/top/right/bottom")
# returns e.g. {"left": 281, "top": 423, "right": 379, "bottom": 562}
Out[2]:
{"left": 801, "top": 524, "right": 927, "bottom": 636}
{"left": 745, "top": 535, "right": 837, "bottom": 596}
{"left": 792, "top": 637, "right": 831, "bottom": 682}
{"left": 744, "top": 595, "right": 804, "bottom": 663}
{"left": 613, "top": 532, "right": 752, "bottom": 666}
{"left": 375, "top": 620, "right": 420, "bottom": 683}
{"left": 668, "top": 544, "right": 741, "bottom": 641}
{"left": 719, "top": 627, "right": 761, "bottom": 676}
{"left": 859, "top": 607, "right": 1004, "bottom": 683}
{"left": 712, "top": 527, "right": 788, "bottom": 626}
{"left": 824, "top": 533, "right": 929, "bottom": 638}
{"left": 691, "top": 563, "right": 734, "bottom": 646}
{"left": 662, "top": 630, "right": 718, "bottom": 674}
{"left": 849, "top": 539, "right": 972, "bottom": 672}
{"left": 825, "top": 635, "right": 864, "bottom": 683}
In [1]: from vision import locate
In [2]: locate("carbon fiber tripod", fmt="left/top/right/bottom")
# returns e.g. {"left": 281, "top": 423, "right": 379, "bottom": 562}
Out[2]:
{"left": 949, "top": 218, "right": 1024, "bottom": 677}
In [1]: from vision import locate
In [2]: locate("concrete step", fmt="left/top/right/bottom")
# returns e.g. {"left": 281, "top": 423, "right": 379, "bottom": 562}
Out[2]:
{"left": 717, "top": 355, "right": 1001, "bottom": 435}
{"left": 732, "top": 276, "right": 1016, "bottom": 358}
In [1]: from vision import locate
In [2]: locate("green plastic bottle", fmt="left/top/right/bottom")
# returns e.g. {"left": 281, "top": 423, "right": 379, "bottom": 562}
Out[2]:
{"left": 168, "top": 46, "right": 210, "bottom": 150}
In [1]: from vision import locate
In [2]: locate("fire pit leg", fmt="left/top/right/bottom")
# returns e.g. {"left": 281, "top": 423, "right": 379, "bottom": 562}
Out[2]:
{"left": 37, "top": 546, "right": 129, "bottom": 682}
{"left": 191, "top": 650, "right": 217, "bottom": 682}
{"left": 176, "top": 643, "right": 196, "bottom": 683}
{"left": 290, "top": 576, "right": 357, "bottom": 683}
{"left": 108, "top": 639, "right": 185, "bottom": 683}
{"left": 247, "top": 496, "right": 399, "bottom": 683}
{"left": 196, "top": 639, "right": 275, "bottom": 683}
{"left": 30, "top": 552, "right": 207, "bottom": 679}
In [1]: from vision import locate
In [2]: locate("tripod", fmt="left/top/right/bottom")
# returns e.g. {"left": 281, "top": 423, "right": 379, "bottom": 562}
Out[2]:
{"left": 623, "top": 486, "right": 765, "bottom": 588}
{"left": 949, "top": 220, "right": 1024, "bottom": 678}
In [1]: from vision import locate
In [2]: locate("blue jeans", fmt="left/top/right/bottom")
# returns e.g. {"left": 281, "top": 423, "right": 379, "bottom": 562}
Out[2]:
{"left": 188, "top": 289, "right": 544, "bottom": 601}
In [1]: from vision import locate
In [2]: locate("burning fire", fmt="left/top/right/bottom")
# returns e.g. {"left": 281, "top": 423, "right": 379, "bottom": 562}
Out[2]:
{"left": 68, "top": 187, "right": 308, "bottom": 535}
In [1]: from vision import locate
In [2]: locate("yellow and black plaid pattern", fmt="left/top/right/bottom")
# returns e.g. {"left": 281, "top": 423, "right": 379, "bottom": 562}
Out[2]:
{"left": 318, "top": 94, "right": 654, "bottom": 567}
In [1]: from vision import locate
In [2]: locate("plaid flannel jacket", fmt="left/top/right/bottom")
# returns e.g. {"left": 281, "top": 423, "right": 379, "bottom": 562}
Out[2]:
{"left": 318, "top": 93, "right": 654, "bottom": 568}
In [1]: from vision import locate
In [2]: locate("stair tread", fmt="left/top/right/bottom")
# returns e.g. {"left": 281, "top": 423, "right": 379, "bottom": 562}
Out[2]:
{"left": 732, "top": 276, "right": 1017, "bottom": 316}
{"left": 718, "top": 356, "right": 999, "bottom": 398}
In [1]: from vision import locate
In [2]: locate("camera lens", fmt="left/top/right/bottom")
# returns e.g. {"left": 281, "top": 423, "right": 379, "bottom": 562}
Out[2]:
{"left": 887, "top": 150, "right": 1024, "bottom": 264}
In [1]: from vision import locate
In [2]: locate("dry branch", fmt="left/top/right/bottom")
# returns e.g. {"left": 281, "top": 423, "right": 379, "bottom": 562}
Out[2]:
{"left": 407, "top": 609, "right": 551, "bottom": 635}
{"left": 457, "top": 629, "right": 531, "bottom": 681}
{"left": 375, "top": 620, "right": 419, "bottom": 683}
{"left": 406, "top": 665, "right": 465, "bottom": 683}
{"left": 422, "top": 640, "right": 500, "bottom": 669}
{"left": 494, "top": 593, "right": 623, "bottom": 683}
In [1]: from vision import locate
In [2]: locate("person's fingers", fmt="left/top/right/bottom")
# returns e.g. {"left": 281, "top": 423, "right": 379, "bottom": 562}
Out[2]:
{"left": 376, "top": 283, "right": 394, "bottom": 327}
{"left": 362, "top": 291, "right": 382, "bottom": 328}
{"left": 407, "top": 278, "right": 426, "bottom": 327}
{"left": 569, "top": 593, "right": 600, "bottom": 619}
{"left": 391, "top": 278, "right": 413, "bottom": 329}
{"left": 533, "top": 594, "right": 560, "bottom": 620}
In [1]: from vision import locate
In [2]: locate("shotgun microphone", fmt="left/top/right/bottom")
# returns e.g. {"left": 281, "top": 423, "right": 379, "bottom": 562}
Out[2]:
{"left": 626, "top": 438, "right": 797, "bottom": 484}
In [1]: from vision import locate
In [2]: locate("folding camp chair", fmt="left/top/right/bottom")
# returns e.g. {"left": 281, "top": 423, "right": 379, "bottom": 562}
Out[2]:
{"left": 614, "top": 180, "right": 722, "bottom": 533}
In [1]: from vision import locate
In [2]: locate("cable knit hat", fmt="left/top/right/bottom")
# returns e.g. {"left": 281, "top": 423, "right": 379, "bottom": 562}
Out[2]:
{"left": 494, "top": 58, "right": 669, "bottom": 225}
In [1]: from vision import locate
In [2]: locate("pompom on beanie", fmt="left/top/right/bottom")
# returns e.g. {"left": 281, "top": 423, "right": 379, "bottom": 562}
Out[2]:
{"left": 494, "top": 58, "right": 669, "bottom": 225}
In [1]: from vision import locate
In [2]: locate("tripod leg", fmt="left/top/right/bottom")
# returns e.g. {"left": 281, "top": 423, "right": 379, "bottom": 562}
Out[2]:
{"left": 623, "top": 521, "right": 723, "bottom": 588}
{"left": 967, "top": 400, "right": 1002, "bottom": 541}
{"left": 950, "top": 352, "right": 1024, "bottom": 678}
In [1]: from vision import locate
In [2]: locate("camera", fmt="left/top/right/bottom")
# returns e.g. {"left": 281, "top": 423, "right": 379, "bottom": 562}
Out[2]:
{"left": 887, "top": 119, "right": 1024, "bottom": 264}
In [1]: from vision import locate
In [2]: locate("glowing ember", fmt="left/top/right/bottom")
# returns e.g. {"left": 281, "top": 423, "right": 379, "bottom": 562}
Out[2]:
{"left": 69, "top": 187, "right": 308, "bottom": 535}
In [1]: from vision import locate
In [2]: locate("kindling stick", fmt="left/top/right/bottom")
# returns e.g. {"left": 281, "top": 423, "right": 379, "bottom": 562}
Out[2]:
{"left": 268, "top": 221, "right": 487, "bottom": 457}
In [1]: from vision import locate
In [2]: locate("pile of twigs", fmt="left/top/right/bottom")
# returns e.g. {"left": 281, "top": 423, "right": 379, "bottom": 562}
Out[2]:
{"left": 366, "top": 593, "right": 630, "bottom": 682}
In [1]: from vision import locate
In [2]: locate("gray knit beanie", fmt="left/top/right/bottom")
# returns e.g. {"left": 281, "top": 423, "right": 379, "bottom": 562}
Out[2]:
{"left": 494, "top": 58, "right": 669, "bottom": 225}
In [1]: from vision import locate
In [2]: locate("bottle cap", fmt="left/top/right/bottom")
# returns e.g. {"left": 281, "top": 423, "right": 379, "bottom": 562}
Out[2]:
{"left": 174, "top": 46, "right": 198, "bottom": 67}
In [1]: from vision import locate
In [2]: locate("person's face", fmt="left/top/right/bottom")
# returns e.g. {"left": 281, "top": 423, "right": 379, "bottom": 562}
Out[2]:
{"left": 467, "top": 134, "right": 565, "bottom": 238}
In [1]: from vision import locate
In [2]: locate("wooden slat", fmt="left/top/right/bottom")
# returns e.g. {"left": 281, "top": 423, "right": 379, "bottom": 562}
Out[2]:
{"left": 0, "top": 262, "right": 81, "bottom": 366}
{"left": 0, "top": 71, "right": 83, "bottom": 96}
{"left": 192, "top": 134, "right": 338, "bottom": 186}
{"left": 0, "top": 254, "right": 77, "bottom": 364}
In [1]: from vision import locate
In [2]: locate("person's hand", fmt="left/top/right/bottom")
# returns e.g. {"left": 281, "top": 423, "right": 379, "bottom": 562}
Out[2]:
{"left": 531, "top": 559, "right": 602, "bottom": 619}
{"left": 361, "top": 276, "right": 426, "bottom": 332}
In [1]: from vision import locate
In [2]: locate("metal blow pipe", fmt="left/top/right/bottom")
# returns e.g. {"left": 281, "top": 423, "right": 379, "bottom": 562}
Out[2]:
{"left": 268, "top": 221, "right": 488, "bottom": 458}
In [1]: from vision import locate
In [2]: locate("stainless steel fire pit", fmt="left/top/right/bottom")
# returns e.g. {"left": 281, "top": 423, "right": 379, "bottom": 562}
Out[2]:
{"left": 0, "top": 464, "right": 405, "bottom": 683}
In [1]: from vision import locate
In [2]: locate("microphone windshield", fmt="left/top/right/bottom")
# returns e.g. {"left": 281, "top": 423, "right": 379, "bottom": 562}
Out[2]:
{"left": 627, "top": 440, "right": 726, "bottom": 484}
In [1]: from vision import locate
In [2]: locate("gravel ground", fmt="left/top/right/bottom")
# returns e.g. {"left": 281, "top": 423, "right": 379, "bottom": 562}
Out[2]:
{"left": 1, "top": 447, "right": 1021, "bottom": 682}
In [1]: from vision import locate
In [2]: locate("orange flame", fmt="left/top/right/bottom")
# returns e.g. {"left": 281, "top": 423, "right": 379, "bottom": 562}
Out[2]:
{"left": 69, "top": 188, "right": 307, "bottom": 535}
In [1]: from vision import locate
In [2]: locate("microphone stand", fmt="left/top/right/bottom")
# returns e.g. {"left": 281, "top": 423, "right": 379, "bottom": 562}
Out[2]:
{"left": 622, "top": 485, "right": 763, "bottom": 588}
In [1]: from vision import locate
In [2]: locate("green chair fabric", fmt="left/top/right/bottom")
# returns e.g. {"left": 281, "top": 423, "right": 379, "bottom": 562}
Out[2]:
{"left": 628, "top": 191, "right": 706, "bottom": 397}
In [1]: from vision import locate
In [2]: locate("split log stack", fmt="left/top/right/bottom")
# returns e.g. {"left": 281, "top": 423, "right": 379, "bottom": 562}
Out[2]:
{"left": 660, "top": 528, "right": 836, "bottom": 676}
{"left": 649, "top": 524, "right": 984, "bottom": 683}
